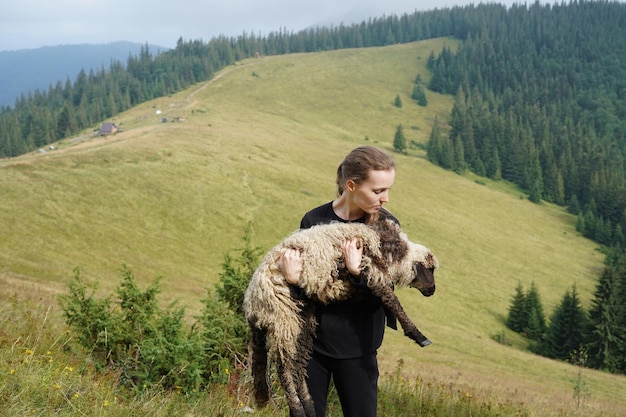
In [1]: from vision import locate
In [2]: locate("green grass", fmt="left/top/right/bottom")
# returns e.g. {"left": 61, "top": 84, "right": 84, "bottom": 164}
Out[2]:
{"left": 0, "top": 288, "right": 550, "bottom": 417}
{"left": 1, "top": 38, "right": 625, "bottom": 415}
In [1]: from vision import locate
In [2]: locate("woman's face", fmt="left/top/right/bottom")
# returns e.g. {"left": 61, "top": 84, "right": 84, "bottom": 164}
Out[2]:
{"left": 348, "top": 169, "right": 395, "bottom": 214}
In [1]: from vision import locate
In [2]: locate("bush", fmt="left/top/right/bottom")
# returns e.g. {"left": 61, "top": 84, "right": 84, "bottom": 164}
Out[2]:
{"left": 58, "top": 225, "right": 262, "bottom": 396}
{"left": 59, "top": 266, "right": 205, "bottom": 394}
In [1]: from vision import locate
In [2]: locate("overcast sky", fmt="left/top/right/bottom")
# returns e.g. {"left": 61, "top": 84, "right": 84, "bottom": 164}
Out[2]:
{"left": 0, "top": 0, "right": 523, "bottom": 52}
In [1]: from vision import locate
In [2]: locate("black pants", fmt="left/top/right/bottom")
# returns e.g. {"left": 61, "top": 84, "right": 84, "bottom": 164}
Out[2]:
{"left": 291, "top": 350, "right": 379, "bottom": 417}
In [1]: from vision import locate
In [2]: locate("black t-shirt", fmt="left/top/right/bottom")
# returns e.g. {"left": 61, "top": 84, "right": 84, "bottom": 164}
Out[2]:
{"left": 299, "top": 201, "right": 399, "bottom": 359}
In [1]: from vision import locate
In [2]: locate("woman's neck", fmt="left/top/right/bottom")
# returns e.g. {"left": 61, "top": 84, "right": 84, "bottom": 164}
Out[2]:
{"left": 332, "top": 194, "right": 365, "bottom": 221}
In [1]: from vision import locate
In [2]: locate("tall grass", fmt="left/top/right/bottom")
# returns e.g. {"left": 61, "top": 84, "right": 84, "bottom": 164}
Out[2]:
{"left": 1, "top": 294, "right": 618, "bottom": 417}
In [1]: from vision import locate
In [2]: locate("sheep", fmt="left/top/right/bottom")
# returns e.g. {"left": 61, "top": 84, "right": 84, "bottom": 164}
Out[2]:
{"left": 242, "top": 218, "right": 439, "bottom": 417}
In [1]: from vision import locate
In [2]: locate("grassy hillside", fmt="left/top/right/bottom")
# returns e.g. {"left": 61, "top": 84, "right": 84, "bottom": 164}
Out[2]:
{"left": 1, "top": 38, "right": 625, "bottom": 415}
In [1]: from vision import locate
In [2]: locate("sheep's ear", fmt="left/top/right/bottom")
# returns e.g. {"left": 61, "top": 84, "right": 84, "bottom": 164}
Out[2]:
{"left": 426, "top": 252, "right": 439, "bottom": 270}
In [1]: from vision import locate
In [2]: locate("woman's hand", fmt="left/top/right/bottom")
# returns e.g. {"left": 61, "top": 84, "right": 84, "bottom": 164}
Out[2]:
{"left": 342, "top": 237, "right": 363, "bottom": 276}
{"left": 279, "top": 248, "right": 303, "bottom": 285}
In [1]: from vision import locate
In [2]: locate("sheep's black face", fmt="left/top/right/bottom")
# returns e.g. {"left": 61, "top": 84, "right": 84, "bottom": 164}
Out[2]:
{"left": 409, "top": 263, "right": 436, "bottom": 297}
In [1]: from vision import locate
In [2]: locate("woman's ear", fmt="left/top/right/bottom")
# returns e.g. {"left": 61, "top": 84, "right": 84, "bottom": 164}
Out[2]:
{"left": 345, "top": 179, "right": 356, "bottom": 192}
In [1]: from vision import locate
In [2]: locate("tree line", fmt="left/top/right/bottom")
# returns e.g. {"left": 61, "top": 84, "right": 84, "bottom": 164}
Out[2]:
{"left": 424, "top": 0, "right": 626, "bottom": 251}
{"left": 422, "top": 0, "right": 626, "bottom": 374}
{"left": 506, "top": 251, "right": 626, "bottom": 375}
{"left": 0, "top": 7, "right": 468, "bottom": 158}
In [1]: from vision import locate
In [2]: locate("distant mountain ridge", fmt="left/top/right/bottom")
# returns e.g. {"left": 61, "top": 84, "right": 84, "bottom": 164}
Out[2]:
{"left": 0, "top": 41, "right": 169, "bottom": 108}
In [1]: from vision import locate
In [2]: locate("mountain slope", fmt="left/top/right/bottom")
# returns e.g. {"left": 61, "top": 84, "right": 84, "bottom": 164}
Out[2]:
{"left": 0, "top": 42, "right": 168, "bottom": 107}
{"left": 1, "top": 39, "right": 624, "bottom": 414}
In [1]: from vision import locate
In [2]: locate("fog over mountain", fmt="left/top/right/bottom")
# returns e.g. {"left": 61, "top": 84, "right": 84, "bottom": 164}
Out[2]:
{"left": 0, "top": 42, "right": 168, "bottom": 108}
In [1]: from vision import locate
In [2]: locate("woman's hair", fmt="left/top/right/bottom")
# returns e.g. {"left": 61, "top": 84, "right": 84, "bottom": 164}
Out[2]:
{"left": 336, "top": 146, "right": 395, "bottom": 224}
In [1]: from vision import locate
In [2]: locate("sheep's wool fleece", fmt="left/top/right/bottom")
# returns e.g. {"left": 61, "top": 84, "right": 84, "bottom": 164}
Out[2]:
{"left": 248, "top": 222, "right": 380, "bottom": 304}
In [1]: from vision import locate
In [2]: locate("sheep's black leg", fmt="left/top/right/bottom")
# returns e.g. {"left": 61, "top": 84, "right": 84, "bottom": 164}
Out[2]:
{"left": 372, "top": 284, "right": 432, "bottom": 347}
{"left": 297, "top": 309, "right": 317, "bottom": 417}
{"left": 277, "top": 355, "right": 308, "bottom": 417}
{"left": 298, "top": 377, "right": 316, "bottom": 417}
{"left": 249, "top": 326, "right": 271, "bottom": 406}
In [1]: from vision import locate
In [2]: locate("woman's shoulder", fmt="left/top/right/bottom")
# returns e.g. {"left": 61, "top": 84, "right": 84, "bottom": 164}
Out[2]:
{"left": 300, "top": 201, "right": 336, "bottom": 229}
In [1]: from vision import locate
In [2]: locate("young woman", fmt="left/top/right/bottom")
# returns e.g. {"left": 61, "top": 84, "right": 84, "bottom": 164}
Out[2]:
{"left": 280, "top": 145, "right": 400, "bottom": 417}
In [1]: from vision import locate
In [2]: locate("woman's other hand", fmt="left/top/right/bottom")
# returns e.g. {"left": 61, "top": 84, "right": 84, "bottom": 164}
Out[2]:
{"left": 342, "top": 237, "right": 363, "bottom": 276}
{"left": 279, "top": 248, "right": 303, "bottom": 285}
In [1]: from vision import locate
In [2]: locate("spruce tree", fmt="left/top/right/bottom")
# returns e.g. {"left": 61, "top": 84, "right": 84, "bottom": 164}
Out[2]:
{"left": 537, "top": 285, "right": 590, "bottom": 361}
{"left": 613, "top": 253, "right": 626, "bottom": 373}
{"left": 440, "top": 136, "right": 455, "bottom": 170}
{"left": 393, "top": 124, "right": 407, "bottom": 153}
{"left": 523, "top": 282, "right": 547, "bottom": 340}
{"left": 587, "top": 267, "right": 621, "bottom": 372}
{"left": 56, "top": 103, "right": 75, "bottom": 139}
{"left": 426, "top": 118, "right": 442, "bottom": 164}
{"left": 506, "top": 282, "right": 527, "bottom": 333}
{"left": 411, "top": 84, "right": 428, "bottom": 106}
{"left": 452, "top": 135, "right": 466, "bottom": 174}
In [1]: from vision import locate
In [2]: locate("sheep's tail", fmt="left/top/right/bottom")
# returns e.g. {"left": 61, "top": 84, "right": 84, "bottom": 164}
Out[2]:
{"left": 250, "top": 325, "right": 271, "bottom": 407}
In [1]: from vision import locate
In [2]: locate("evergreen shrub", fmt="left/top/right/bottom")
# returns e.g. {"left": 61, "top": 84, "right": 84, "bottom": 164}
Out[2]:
{"left": 58, "top": 226, "right": 260, "bottom": 396}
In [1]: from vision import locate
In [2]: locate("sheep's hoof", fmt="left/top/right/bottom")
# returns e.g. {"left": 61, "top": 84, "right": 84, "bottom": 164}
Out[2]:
{"left": 418, "top": 338, "right": 432, "bottom": 347}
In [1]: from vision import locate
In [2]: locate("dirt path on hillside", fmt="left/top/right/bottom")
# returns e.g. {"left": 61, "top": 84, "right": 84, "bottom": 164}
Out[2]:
{"left": 184, "top": 62, "right": 253, "bottom": 109}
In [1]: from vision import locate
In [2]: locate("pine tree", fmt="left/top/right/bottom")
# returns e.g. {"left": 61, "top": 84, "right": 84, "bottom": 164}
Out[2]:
{"left": 452, "top": 135, "right": 466, "bottom": 174}
{"left": 426, "top": 118, "right": 442, "bottom": 164}
{"left": 567, "top": 193, "right": 581, "bottom": 215}
{"left": 56, "top": 102, "right": 75, "bottom": 139}
{"left": 440, "top": 136, "right": 455, "bottom": 170}
{"left": 613, "top": 253, "right": 626, "bottom": 373}
{"left": 393, "top": 124, "right": 407, "bottom": 153}
{"left": 587, "top": 267, "right": 621, "bottom": 372}
{"left": 487, "top": 147, "right": 502, "bottom": 180}
{"left": 411, "top": 84, "right": 428, "bottom": 106}
{"left": 506, "top": 282, "right": 527, "bottom": 333}
{"left": 537, "top": 285, "right": 591, "bottom": 361}
{"left": 394, "top": 94, "right": 402, "bottom": 108}
{"left": 523, "top": 282, "right": 547, "bottom": 340}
